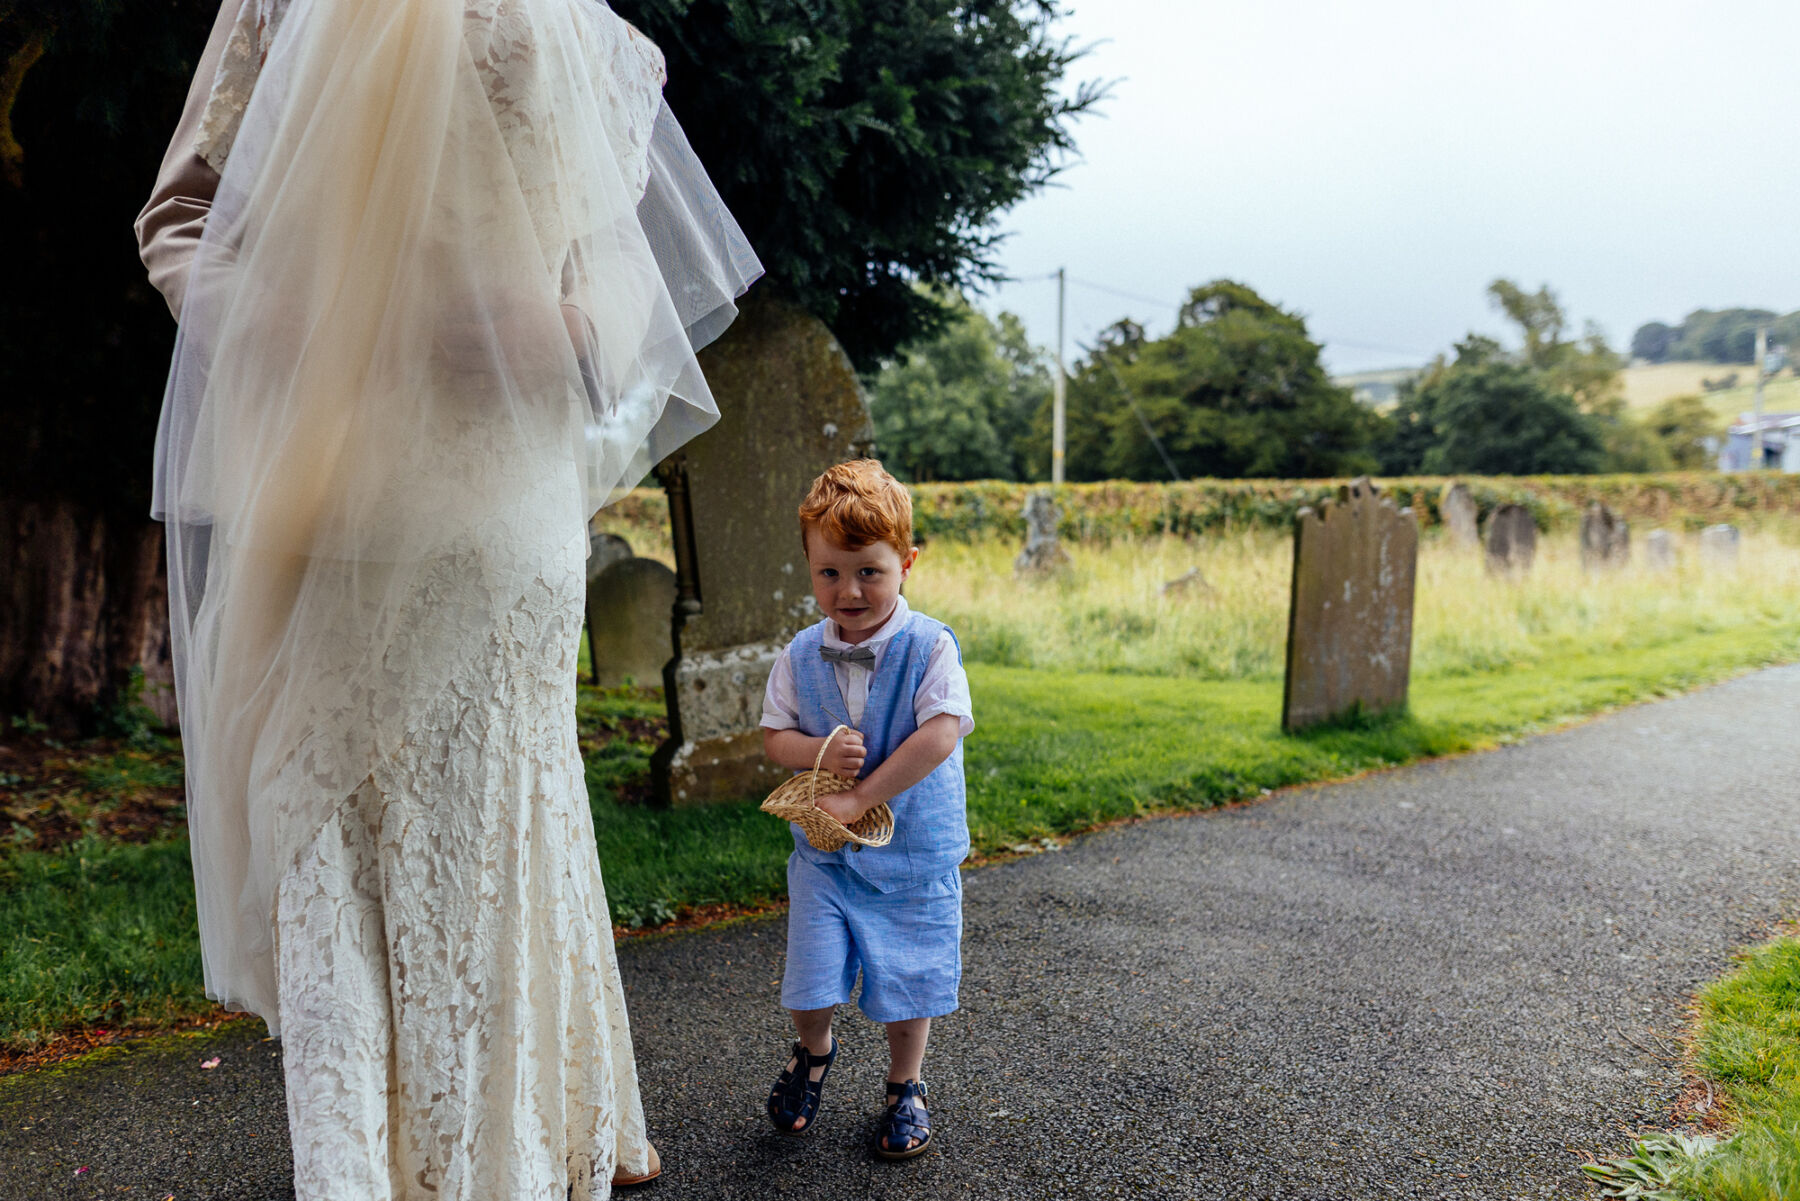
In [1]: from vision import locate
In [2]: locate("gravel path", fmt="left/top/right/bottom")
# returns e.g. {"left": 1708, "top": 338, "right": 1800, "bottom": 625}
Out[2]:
{"left": 4, "top": 665, "right": 1798, "bottom": 1200}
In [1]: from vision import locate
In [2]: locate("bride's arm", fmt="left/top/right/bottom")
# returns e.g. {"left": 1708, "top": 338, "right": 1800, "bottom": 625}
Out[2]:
{"left": 135, "top": 0, "right": 240, "bottom": 320}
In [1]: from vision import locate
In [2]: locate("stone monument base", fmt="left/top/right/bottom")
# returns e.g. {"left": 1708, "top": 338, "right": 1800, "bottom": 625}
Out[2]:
{"left": 655, "top": 640, "right": 795, "bottom": 805}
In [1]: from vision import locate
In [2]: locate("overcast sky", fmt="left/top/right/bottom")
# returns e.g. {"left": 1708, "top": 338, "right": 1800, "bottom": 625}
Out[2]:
{"left": 978, "top": 0, "right": 1800, "bottom": 376}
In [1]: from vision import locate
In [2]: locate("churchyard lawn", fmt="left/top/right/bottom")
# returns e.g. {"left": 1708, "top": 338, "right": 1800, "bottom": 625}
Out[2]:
{"left": 3, "top": 526, "right": 1800, "bottom": 1063}
{"left": 1585, "top": 934, "right": 1800, "bottom": 1199}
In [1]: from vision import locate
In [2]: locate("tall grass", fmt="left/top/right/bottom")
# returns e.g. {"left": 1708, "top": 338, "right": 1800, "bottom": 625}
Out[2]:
{"left": 906, "top": 529, "right": 1800, "bottom": 684}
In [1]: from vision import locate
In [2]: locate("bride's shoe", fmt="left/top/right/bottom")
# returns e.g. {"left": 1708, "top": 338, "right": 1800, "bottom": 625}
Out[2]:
{"left": 612, "top": 1142, "right": 662, "bottom": 1187}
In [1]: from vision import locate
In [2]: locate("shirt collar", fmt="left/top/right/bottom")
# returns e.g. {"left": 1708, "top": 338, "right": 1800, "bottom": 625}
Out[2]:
{"left": 822, "top": 595, "right": 911, "bottom": 651}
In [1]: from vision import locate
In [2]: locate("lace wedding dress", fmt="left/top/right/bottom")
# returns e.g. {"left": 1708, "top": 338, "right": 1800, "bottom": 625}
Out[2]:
{"left": 147, "top": 1, "right": 759, "bottom": 1196}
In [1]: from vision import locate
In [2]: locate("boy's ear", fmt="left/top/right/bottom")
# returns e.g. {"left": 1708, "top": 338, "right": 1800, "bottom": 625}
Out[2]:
{"left": 902, "top": 546, "right": 920, "bottom": 573}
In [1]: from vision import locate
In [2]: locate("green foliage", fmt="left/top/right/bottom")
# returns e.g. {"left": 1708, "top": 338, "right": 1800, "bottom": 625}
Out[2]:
{"left": 1669, "top": 936, "right": 1800, "bottom": 1200}
{"left": 1632, "top": 308, "right": 1800, "bottom": 365}
{"left": 1379, "top": 280, "right": 1643, "bottom": 475}
{"left": 1382, "top": 346, "right": 1606, "bottom": 476}
{"left": 604, "top": 473, "right": 1800, "bottom": 548}
{"left": 1595, "top": 410, "right": 1677, "bottom": 474}
{"left": 1050, "top": 280, "right": 1384, "bottom": 482}
{"left": 1580, "top": 1132, "right": 1722, "bottom": 1199}
{"left": 870, "top": 294, "right": 1050, "bottom": 481}
{"left": 1632, "top": 321, "right": 1677, "bottom": 364}
{"left": 614, "top": 0, "right": 1102, "bottom": 365}
{"left": 1647, "top": 395, "right": 1726, "bottom": 471}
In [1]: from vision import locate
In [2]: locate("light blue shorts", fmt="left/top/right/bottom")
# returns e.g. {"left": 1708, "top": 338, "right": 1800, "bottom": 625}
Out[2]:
{"left": 781, "top": 853, "right": 963, "bottom": 1024}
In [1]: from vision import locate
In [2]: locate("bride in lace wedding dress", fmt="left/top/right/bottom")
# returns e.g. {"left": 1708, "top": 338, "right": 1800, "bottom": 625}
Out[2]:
{"left": 136, "top": 0, "right": 759, "bottom": 1195}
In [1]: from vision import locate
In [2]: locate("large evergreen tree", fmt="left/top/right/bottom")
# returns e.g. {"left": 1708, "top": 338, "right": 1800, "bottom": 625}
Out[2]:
{"left": 1055, "top": 281, "right": 1383, "bottom": 482}
{"left": 614, "top": 0, "right": 1102, "bottom": 364}
{"left": 1381, "top": 338, "right": 1606, "bottom": 476}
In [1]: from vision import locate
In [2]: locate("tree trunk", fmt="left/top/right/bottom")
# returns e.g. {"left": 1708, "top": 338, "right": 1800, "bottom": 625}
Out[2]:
{"left": 0, "top": 496, "right": 176, "bottom": 733}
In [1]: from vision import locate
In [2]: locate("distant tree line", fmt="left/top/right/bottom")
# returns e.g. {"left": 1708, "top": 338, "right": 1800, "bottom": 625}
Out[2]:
{"left": 1632, "top": 309, "right": 1800, "bottom": 365}
{"left": 873, "top": 279, "right": 1723, "bottom": 483}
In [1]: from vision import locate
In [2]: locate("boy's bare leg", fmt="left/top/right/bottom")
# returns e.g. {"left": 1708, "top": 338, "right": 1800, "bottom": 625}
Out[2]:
{"left": 883, "top": 1018, "right": 931, "bottom": 1149}
{"left": 785, "top": 1006, "right": 837, "bottom": 1131}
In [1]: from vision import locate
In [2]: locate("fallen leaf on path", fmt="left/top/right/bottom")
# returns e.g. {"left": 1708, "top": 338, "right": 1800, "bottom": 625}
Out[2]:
{"left": 200, "top": 1057, "right": 221, "bottom": 1070}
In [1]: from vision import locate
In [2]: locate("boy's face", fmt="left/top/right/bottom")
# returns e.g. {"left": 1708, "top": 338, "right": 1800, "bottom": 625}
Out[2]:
{"left": 804, "top": 529, "right": 919, "bottom": 645}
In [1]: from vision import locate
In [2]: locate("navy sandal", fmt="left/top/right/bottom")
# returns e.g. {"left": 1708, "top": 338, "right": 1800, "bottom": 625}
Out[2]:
{"left": 874, "top": 1079, "right": 932, "bottom": 1161}
{"left": 767, "top": 1038, "right": 838, "bottom": 1135}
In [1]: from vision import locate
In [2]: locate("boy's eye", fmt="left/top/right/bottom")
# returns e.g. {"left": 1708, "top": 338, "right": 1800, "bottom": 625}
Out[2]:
{"left": 819, "top": 568, "right": 837, "bottom": 579}
{"left": 859, "top": 567, "right": 879, "bottom": 577}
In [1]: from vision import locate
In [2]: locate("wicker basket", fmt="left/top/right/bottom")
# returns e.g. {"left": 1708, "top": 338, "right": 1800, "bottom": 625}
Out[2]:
{"left": 760, "top": 725, "right": 895, "bottom": 852}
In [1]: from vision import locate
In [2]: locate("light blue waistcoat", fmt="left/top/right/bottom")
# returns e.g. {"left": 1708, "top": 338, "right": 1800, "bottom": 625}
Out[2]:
{"left": 788, "top": 612, "right": 970, "bottom": 892}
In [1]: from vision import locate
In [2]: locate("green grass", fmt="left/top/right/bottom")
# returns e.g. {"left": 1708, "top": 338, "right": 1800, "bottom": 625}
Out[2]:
{"left": 6, "top": 625, "right": 1800, "bottom": 1055}
{"left": 577, "top": 617, "right": 1800, "bottom": 937}
{"left": 1669, "top": 938, "right": 1800, "bottom": 1199}
{"left": 0, "top": 838, "right": 208, "bottom": 1051}
{"left": 1586, "top": 936, "right": 1800, "bottom": 1199}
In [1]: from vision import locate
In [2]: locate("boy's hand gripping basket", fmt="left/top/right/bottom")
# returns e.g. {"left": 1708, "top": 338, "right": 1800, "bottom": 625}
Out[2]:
{"left": 760, "top": 725, "right": 895, "bottom": 853}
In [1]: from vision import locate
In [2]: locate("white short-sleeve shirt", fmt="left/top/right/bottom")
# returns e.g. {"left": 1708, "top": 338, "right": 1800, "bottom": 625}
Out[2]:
{"left": 760, "top": 597, "right": 974, "bottom": 737}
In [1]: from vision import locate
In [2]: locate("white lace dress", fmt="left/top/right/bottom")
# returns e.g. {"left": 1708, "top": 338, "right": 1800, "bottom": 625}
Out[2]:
{"left": 165, "top": 1, "right": 677, "bottom": 1195}
{"left": 267, "top": 519, "right": 654, "bottom": 1198}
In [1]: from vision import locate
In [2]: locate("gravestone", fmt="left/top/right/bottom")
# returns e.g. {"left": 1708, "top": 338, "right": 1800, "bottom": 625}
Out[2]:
{"left": 586, "top": 558, "right": 677, "bottom": 687}
{"left": 1484, "top": 504, "right": 1537, "bottom": 575}
{"left": 652, "top": 295, "right": 875, "bottom": 805}
{"left": 1439, "top": 482, "right": 1479, "bottom": 548}
{"left": 1644, "top": 529, "right": 1677, "bottom": 571}
{"left": 1579, "top": 501, "right": 1630, "bottom": 571}
{"left": 1282, "top": 477, "right": 1418, "bottom": 733}
{"left": 586, "top": 530, "right": 634, "bottom": 583}
{"left": 1014, "top": 491, "right": 1071, "bottom": 575}
{"left": 1699, "top": 523, "right": 1741, "bottom": 566}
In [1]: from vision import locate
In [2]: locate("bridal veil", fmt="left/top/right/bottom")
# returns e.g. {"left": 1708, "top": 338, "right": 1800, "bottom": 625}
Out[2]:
{"left": 152, "top": 0, "right": 760, "bottom": 1026}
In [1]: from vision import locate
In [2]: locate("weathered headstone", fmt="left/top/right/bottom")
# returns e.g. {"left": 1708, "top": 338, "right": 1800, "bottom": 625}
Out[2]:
{"left": 1644, "top": 529, "right": 1677, "bottom": 571}
{"left": 1439, "top": 482, "right": 1479, "bottom": 549}
{"left": 1579, "top": 501, "right": 1630, "bottom": 571}
{"left": 1282, "top": 477, "right": 1418, "bottom": 733}
{"left": 1699, "top": 523, "right": 1741, "bottom": 566}
{"left": 1484, "top": 504, "right": 1537, "bottom": 575}
{"left": 586, "top": 558, "right": 678, "bottom": 688}
{"left": 652, "top": 295, "right": 875, "bottom": 805}
{"left": 1014, "top": 491, "right": 1071, "bottom": 575}
{"left": 586, "top": 530, "right": 634, "bottom": 583}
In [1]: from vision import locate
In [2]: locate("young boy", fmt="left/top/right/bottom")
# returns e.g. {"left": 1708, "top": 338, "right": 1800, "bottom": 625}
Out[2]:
{"left": 759, "top": 459, "right": 973, "bottom": 1160}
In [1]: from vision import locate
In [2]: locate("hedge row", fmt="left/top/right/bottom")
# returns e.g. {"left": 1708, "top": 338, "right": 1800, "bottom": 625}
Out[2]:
{"left": 601, "top": 473, "right": 1800, "bottom": 546}
{"left": 908, "top": 474, "right": 1800, "bottom": 543}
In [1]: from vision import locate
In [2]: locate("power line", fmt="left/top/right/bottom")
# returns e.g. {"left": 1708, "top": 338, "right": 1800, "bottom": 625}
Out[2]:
{"left": 1069, "top": 276, "right": 1181, "bottom": 312}
{"left": 1092, "top": 344, "right": 1183, "bottom": 483}
{"left": 1009, "top": 271, "right": 1433, "bottom": 360}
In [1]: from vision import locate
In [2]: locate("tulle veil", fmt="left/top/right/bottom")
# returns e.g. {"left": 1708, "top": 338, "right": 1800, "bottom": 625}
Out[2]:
{"left": 152, "top": 0, "right": 760, "bottom": 1028}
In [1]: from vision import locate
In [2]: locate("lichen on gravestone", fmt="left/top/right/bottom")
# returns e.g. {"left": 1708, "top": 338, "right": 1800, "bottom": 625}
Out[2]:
{"left": 1281, "top": 477, "right": 1418, "bottom": 733}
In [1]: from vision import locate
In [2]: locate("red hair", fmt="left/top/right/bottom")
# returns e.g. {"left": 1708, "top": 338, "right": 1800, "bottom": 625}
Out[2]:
{"left": 798, "top": 459, "right": 913, "bottom": 558}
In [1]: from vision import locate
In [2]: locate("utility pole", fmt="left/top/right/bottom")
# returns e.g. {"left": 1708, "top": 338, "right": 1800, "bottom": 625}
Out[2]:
{"left": 1751, "top": 325, "right": 1769, "bottom": 470}
{"left": 1052, "top": 267, "right": 1067, "bottom": 485}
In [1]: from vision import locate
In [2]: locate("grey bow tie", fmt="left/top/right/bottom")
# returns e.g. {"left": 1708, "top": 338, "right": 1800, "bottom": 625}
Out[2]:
{"left": 820, "top": 645, "right": 877, "bottom": 667}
